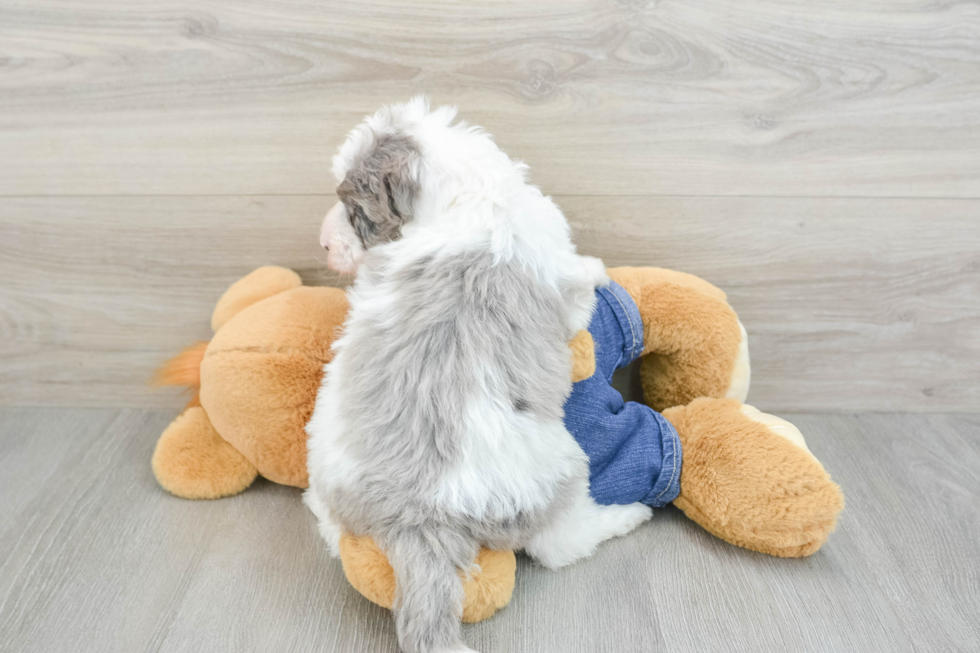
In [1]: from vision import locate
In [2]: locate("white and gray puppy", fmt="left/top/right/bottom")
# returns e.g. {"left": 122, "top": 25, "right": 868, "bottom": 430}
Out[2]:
{"left": 305, "top": 97, "right": 651, "bottom": 653}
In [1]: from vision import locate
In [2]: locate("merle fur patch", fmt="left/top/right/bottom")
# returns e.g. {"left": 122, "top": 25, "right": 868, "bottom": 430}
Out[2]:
{"left": 336, "top": 132, "right": 421, "bottom": 248}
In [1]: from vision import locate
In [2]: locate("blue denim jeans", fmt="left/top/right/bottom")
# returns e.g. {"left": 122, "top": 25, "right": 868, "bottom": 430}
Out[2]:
{"left": 563, "top": 281, "right": 682, "bottom": 507}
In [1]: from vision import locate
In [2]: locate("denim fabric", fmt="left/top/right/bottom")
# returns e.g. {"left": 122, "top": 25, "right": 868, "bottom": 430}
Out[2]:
{"left": 563, "top": 281, "right": 682, "bottom": 507}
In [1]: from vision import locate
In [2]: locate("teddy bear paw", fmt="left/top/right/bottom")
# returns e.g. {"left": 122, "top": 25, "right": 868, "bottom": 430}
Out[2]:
{"left": 664, "top": 398, "right": 844, "bottom": 557}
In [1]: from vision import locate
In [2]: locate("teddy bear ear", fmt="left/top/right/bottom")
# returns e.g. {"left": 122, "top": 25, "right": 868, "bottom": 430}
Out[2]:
{"left": 211, "top": 267, "right": 302, "bottom": 332}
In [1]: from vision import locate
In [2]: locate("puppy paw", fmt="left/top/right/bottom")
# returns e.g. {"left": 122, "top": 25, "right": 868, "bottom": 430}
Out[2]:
{"left": 526, "top": 501, "right": 651, "bottom": 570}
{"left": 579, "top": 255, "right": 610, "bottom": 288}
{"left": 597, "top": 502, "right": 653, "bottom": 538}
{"left": 302, "top": 489, "right": 342, "bottom": 557}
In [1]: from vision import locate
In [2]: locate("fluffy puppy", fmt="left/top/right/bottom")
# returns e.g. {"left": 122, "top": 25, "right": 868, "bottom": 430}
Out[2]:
{"left": 305, "top": 98, "right": 651, "bottom": 653}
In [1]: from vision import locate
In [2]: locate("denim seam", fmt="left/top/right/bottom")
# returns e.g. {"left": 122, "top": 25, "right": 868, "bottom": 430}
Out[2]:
{"left": 651, "top": 417, "right": 680, "bottom": 505}
{"left": 607, "top": 287, "right": 640, "bottom": 363}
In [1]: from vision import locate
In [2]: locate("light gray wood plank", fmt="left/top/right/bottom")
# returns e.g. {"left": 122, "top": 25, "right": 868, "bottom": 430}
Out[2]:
{"left": 0, "top": 0, "right": 977, "bottom": 197}
{"left": 802, "top": 413, "right": 980, "bottom": 652}
{"left": 647, "top": 412, "right": 980, "bottom": 652}
{"left": 0, "top": 195, "right": 332, "bottom": 409}
{"left": 0, "top": 408, "right": 396, "bottom": 653}
{"left": 571, "top": 195, "right": 980, "bottom": 413}
{"left": 1, "top": 409, "right": 977, "bottom": 652}
{"left": 2, "top": 195, "right": 978, "bottom": 411}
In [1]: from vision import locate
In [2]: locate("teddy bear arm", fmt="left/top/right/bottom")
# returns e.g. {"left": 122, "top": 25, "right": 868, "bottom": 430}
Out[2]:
{"left": 569, "top": 330, "right": 596, "bottom": 382}
{"left": 607, "top": 266, "right": 727, "bottom": 305}
{"left": 607, "top": 267, "right": 748, "bottom": 411}
{"left": 152, "top": 406, "right": 259, "bottom": 499}
{"left": 636, "top": 282, "right": 748, "bottom": 412}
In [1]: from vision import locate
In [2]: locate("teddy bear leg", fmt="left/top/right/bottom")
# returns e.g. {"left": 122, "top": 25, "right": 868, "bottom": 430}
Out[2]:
{"left": 663, "top": 398, "right": 844, "bottom": 557}
{"left": 607, "top": 267, "right": 749, "bottom": 412}
{"left": 336, "top": 534, "right": 516, "bottom": 624}
{"left": 152, "top": 406, "right": 259, "bottom": 499}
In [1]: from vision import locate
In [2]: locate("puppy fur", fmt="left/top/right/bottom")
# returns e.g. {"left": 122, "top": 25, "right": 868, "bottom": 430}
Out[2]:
{"left": 305, "top": 97, "right": 651, "bottom": 653}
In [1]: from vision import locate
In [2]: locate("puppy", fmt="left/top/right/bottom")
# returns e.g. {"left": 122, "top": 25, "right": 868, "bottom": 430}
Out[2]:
{"left": 305, "top": 98, "right": 651, "bottom": 653}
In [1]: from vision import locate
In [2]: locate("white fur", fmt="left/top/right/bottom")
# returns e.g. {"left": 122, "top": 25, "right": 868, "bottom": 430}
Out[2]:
{"left": 433, "top": 393, "right": 586, "bottom": 519}
{"left": 318, "top": 96, "right": 609, "bottom": 327}
{"left": 319, "top": 201, "right": 363, "bottom": 274}
{"left": 302, "top": 486, "right": 342, "bottom": 557}
{"left": 526, "top": 484, "right": 652, "bottom": 569}
{"left": 307, "top": 98, "right": 648, "bottom": 651}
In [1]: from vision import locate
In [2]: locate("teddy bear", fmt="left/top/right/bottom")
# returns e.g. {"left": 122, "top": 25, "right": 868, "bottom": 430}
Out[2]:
{"left": 153, "top": 265, "right": 843, "bottom": 623}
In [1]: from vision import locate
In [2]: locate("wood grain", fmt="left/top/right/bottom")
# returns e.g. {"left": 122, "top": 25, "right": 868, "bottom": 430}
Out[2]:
{"left": 0, "top": 0, "right": 978, "bottom": 197}
{"left": 0, "top": 409, "right": 977, "bottom": 652}
{"left": 2, "top": 195, "right": 978, "bottom": 411}
{"left": 1, "top": 0, "right": 978, "bottom": 410}
{"left": 1, "top": 1, "right": 977, "bottom": 650}
{"left": 0, "top": 408, "right": 395, "bottom": 653}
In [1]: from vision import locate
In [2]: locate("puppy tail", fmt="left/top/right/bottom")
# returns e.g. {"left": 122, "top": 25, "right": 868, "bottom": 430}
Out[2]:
{"left": 387, "top": 529, "right": 476, "bottom": 653}
{"left": 151, "top": 341, "right": 209, "bottom": 409}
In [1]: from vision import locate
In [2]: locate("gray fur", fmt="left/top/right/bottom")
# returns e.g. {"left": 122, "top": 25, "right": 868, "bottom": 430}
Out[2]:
{"left": 325, "top": 122, "right": 586, "bottom": 652}
{"left": 326, "top": 249, "right": 581, "bottom": 653}
{"left": 337, "top": 132, "right": 420, "bottom": 248}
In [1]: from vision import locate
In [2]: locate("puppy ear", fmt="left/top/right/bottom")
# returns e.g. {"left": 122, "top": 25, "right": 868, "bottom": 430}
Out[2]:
{"left": 379, "top": 139, "right": 419, "bottom": 223}
{"left": 338, "top": 133, "right": 420, "bottom": 247}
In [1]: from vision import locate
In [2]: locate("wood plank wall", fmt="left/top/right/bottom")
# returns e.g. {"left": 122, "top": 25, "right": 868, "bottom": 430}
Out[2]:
{"left": 1, "top": 0, "right": 978, "bottom": 411}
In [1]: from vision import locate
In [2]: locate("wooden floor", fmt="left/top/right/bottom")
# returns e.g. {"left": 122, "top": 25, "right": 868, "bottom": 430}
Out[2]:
{"left": 0, "top": 408, "right": 977, "bottom": 653}
{"left": 2, "top": 2, "right": 979, "bottom": 652}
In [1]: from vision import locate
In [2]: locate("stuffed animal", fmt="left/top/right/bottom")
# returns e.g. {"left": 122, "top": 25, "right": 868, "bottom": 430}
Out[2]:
{"left": 153, "top": 266, "right": 843, "bottom": 623}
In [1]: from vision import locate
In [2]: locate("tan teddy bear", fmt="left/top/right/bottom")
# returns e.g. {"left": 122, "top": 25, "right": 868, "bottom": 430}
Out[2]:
{"left": 153, "top": 266, "right": 842, "bottom": 622}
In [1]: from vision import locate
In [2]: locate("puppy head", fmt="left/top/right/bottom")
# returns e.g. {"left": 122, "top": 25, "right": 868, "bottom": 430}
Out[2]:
{"left": 321, "top": 98, "right": 450, "bottom": 273}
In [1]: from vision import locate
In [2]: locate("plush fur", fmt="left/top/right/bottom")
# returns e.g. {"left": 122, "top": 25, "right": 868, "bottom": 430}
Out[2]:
{"left": 202, "top": 285, "right": 348, "bottom": 487}
{"left": 664, "top": 398, "right": 844, "bottom": 557}
{"left": 151, "top": 264, "right": 843, "bottom": 631}
{"left": 153, "top": 268, "right": 349, "bottom": 494}
{"left": 568, "top": 330, "right": 596, "bottom": 383}
{"left": 608, "top": 267, "right": 749, "bottom": 411}
{"left": 211, "top": 266, "right": 304, "bottom": 332}
{"left": 152, "top": 406, "right": 258, "bottom": 499}
{"left": 149, "top": 265, "right": 591, "bottom": 624}
{"left": 153, "top": 340, "right": 208, "bottom": 408}
{"left": 306, "top": 98, "right": 651, "bottom": 653}
{"left": 609, "top": 268, "right": 842, "bottom": 556}
{"left": 338, "top": 534, "right": 516, "bottom": 624}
